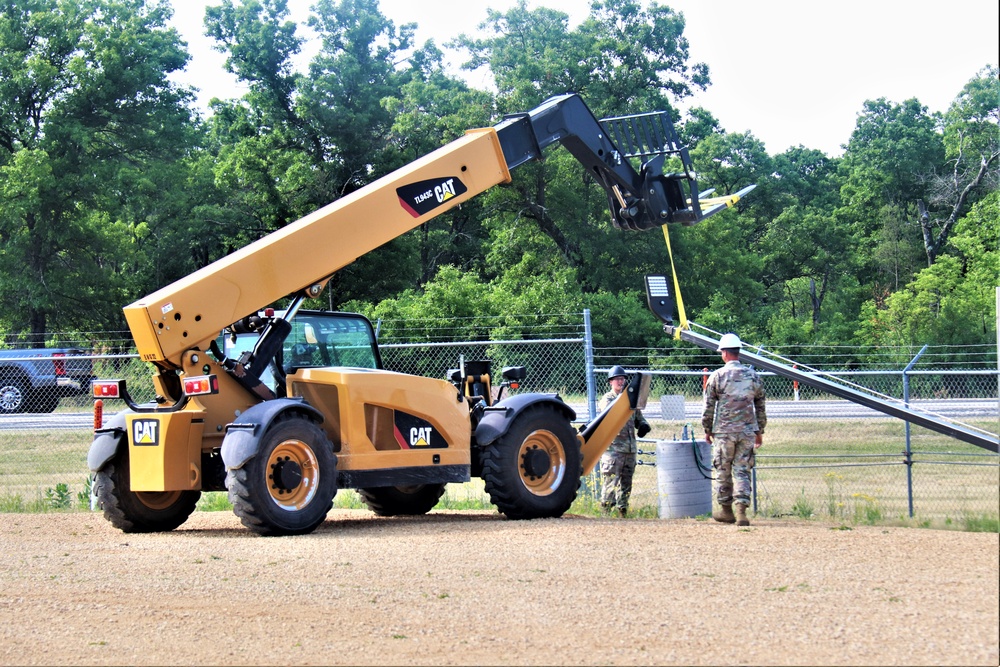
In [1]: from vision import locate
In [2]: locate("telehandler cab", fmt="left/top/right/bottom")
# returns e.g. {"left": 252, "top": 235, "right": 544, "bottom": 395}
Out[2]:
{"left": 88, "top": 93, "right": 749, "bottom": 535}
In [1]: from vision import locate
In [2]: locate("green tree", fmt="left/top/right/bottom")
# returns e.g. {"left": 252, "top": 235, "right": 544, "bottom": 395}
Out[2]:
{"left": 918, "top": 65, "right": 999, "bottom": 265}
{"left": 838, "top": 97, "right": 944, "bottom": 287}
{"left": 858, "top": 192, "right": 998, "bottom": 351}
{"left": 381, "top": 47, "right": 496, "bottom": 285}
{"left": 204, "top": 0, "right": 476, "bottom": 307}
{"left": 840, "top": 97, "right": 944, "bottom": 211}
{"left": 0, "top": 0, "right": 196, "bottom": 343}
{"left": 760, "top": 206, "right": 851, "bottom": 330}
{"left": 681, "top": 130, "right": 772, "bottom": 337}
{"left": 451, "top": 0, "right": 712, "bottom": 298}
{"left": 679, "top": 106, "right": 722, "bottom": 150}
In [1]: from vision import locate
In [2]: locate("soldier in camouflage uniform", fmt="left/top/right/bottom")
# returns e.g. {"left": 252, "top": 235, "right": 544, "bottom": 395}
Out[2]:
{"left": 702, "top": 333, "right": 767, "bottom": 526}
{"left": 598, "top": 366, "right": 650, "bottom": 517}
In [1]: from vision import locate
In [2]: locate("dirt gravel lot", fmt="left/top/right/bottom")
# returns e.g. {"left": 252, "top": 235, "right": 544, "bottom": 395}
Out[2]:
{"left": 0, "top": 510, "right": 997, "bottom": 666}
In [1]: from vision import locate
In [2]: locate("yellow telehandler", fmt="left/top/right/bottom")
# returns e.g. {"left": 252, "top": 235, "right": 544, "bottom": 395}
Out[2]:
{"left": 88, "top": 93, "right": 747, "bottom": 535}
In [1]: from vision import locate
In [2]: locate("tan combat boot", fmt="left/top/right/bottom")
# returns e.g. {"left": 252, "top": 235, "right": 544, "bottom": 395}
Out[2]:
{"left": 735, "top": 503, "right": 750, "bottom": 526}
{"left": 713, "top": 504, "right": 735, "bottom": 523}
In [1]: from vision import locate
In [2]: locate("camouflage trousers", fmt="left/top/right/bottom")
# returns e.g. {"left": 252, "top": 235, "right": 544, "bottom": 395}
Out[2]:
{"left": 600, "top": 450, "right": 636, "bottom": 513}
{"left": 712, "top": 432, "right": 756, "bottom": 507}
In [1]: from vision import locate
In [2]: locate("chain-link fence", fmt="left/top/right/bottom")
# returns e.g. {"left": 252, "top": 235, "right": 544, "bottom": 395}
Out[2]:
{"left": 1, "top": 312, "right": 997, "bottom": 524}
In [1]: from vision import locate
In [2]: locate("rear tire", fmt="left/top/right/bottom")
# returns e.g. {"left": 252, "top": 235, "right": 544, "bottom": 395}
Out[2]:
{"left": 359, "top": 484, "right": 446, "bottom": 516}
{"left": 480, "top": 404, "right": 582, "bottom": 520}
{"left": 94, "top": 447, "right": 200, "bottom": 533}
{"left": 226, "top": 415, "right": 336, "bottom": 536}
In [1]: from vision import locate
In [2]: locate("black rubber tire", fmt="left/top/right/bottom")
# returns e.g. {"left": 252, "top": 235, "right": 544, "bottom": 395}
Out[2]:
{"left": 226, "top": 414, "right": 337, "bottom": 536}
{"left": 358, "top": 484, "right": 446, "bottom": 516}
{"left": 480, "top": 403, "right": 582, "bottom": 520}
{"left": 0, "top": 374, "right": 29, "bottom": 414}
{"left": 93, "top": 446, "right": 201, "bottom": 533}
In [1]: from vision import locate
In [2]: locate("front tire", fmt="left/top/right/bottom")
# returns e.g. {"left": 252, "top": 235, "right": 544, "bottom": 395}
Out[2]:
{"left": 226, "top": 415, "right": 336, "bottom": 536}
{"left": 94, "top": 447, "right": 200, "bottom": 533}
{"left": 359, "top": 484, "right": 446, "bottom": 516}
{"left": 480, "top": 404, "right": 582, "bottom": 520}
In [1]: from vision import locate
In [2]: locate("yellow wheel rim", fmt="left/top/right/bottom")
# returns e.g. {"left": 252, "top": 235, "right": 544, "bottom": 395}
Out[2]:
{"left": 135, "top": 491, "right": 183, "bottom": 511}
{"left": 266, "top": 439, "right": 320, "bottom": 510}
{"left": 517, "top": 429, "right": 567, "bottom": 497}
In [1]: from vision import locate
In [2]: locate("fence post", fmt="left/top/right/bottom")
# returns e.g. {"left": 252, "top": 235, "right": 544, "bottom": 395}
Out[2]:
{"left": 584, "top": 309, "right": 596, "bottom": 421}
{"left": 903, "top": 345, "right": 928, "bottom": 518}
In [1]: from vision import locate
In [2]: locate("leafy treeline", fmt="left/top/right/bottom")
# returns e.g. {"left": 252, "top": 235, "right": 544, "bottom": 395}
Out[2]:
{"left": 1, "top": 0, "right": 997, "bottom": 364}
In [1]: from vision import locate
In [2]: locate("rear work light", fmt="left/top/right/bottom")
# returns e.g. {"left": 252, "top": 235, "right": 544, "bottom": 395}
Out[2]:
{"left": 182, "top": 375, "right": 219, "bottom": 397}
{"left": 93, "top": 380, "right": 124, "bottom": 399}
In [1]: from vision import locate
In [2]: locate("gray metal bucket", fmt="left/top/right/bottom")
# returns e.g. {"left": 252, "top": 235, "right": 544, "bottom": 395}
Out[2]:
{"left": 656, "top": 439, "right": 712, "bottom": 519}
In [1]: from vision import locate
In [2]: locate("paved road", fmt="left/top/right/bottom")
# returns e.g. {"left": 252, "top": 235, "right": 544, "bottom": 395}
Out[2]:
{"left": 574, "top": 398, "right": 999, "bottom": 422}
{"left": 0, "top": 413, "right": 95, "bottom": 430}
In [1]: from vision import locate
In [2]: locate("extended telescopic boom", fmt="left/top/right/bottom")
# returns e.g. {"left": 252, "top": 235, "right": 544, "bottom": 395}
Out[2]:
{"left": 124, "top": 94, "right": 737, "bottom": 386}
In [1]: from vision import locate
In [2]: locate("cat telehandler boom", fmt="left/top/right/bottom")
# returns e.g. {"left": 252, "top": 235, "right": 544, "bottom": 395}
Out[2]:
{"left": 88, "top": 93, "right": 749, "bottom": 536}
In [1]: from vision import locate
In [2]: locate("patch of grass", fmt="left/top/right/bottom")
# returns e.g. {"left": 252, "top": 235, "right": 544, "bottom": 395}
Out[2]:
{"left": 628, "top": 504, "right": 660, "bottom": 519}
{"left": 196, "top": 492, "right": 232, "bottom": 512}
{"left": 791, "top": 488, "right": 815, "bottom": 519}
{"left": 437, "top": 482, "right": 493, "bottom": 511}
{"left": 851, "top": 492, "right": 883, "bottom": 525}
{"left": 45, "top": 483, "right": 73, "bottom": 509}
{"left": 0, "top": 494, "right": 25, "bottom": 512}
{"left": 961, "top": 513, "right": 1000, "bottom": 533}
{"left": 0, "top": 483, "right": 85, "bottom": 514}
{"left": 333, "top": 489, "right": 365, "bottom": 509}
{"left": 77, "top": 476, "right": 93, "bottom": 509}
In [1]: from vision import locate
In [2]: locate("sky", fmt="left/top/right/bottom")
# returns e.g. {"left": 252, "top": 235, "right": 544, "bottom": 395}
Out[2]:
{"left": 169, "top": 0, "right": 999, "bottom": 157}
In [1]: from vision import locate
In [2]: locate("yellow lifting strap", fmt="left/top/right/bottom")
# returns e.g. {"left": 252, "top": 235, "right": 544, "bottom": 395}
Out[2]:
{"left": 661, "top": 224, "right": 688, "bottom": 339}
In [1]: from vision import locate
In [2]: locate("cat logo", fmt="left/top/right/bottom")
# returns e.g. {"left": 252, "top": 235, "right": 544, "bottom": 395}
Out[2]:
{"left": 409, "top": 427, "right": 434, "bottom": 447}
{"left": 394, "top": 412, "right": 446, "bottom": 449}
{"left": 433, "top": 178, "right": 458, "bottom": 204}
{"left": 396, "top": 176, "right": 468, "bottom": 218}
{"left": 132, "top": 419, "right": 160, "bottom": 446}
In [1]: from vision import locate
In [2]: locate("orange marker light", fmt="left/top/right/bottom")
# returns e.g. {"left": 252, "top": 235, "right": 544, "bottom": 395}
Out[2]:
{"left": 182, "top": 375, "right": 219, "bottom": 397}
{"left": 92, "top": 380, "right": 122, "bottom": 399}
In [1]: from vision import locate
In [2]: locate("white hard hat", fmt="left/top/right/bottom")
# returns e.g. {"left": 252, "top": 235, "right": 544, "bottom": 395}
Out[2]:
{"left": 717, "top": 333, "right": 743, "bottom": 351}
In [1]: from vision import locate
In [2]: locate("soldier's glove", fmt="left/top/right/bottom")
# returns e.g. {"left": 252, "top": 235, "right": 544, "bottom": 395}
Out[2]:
{"left": 637, "top": 423, "right": 651, "bottom": 438}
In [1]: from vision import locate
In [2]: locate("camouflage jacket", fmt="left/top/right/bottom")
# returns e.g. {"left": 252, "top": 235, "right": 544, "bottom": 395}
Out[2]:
{"left": 702, "top": 360, "right": 767, "bottom": 436}
{"left": 598, "top": 389, "right": 649, "bottom": 454}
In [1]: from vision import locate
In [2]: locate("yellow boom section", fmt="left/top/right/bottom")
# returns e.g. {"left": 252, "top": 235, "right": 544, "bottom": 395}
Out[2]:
{"left": 125, "top": 128, "right": 511, "bottom": 367}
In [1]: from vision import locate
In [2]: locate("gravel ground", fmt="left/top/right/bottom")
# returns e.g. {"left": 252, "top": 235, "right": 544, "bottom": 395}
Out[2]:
{"left": 0, "top": 510, "right": 997, "bottom": 666}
